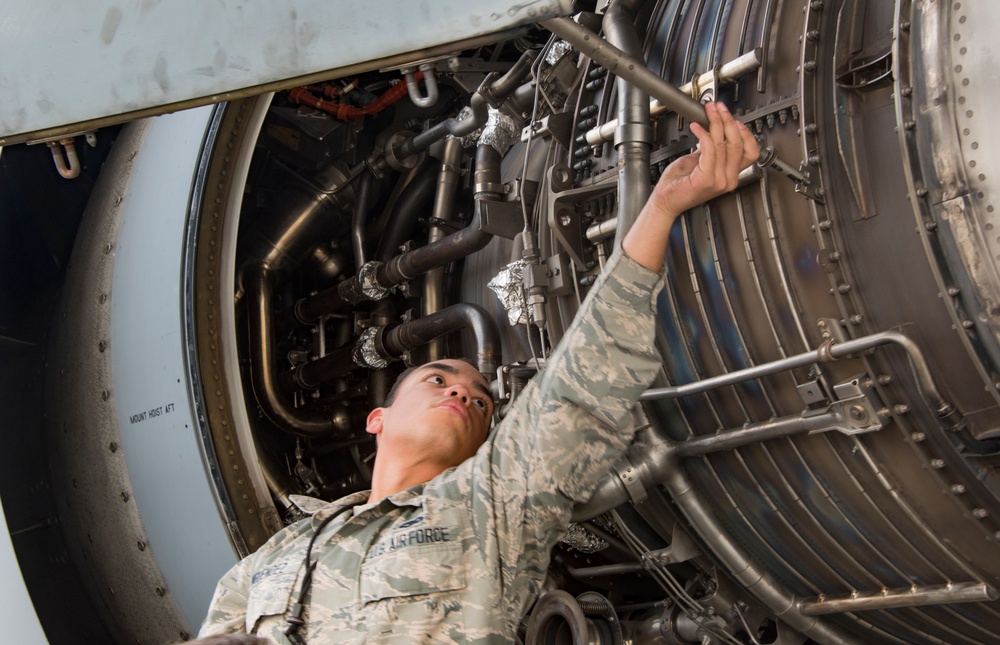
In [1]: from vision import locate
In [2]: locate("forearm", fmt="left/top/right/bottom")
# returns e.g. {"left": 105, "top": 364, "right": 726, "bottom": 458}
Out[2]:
{"left": 621, "top": 193, "right": 680, "bottom": 272}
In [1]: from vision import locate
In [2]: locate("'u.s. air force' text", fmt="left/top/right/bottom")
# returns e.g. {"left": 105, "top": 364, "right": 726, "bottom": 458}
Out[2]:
{"left": 368, "top": 526, "right": 452, "bottom": 558}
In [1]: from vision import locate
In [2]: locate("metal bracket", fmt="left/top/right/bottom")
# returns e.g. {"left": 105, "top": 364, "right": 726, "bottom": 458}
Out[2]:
{"left": 546, "top": 163, "right": 617, "bottom": 267}
{"left": 477, "top": 179, "right": 539, "bottom": 240}
{"left": 828, "top": 375, "right": 885, "bottom": 435}
{"left": 614, "top": 457, "right": 648, "bottom": 505}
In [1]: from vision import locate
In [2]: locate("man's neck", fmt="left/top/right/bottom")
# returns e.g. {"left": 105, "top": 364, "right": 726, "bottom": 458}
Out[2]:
{"left": 367, "top": 459, "right": 443, "bottom": 503}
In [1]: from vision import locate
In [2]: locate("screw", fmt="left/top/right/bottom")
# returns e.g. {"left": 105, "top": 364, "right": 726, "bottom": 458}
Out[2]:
{"left": 893, "top": 404, "right": 910, "bottom": 415}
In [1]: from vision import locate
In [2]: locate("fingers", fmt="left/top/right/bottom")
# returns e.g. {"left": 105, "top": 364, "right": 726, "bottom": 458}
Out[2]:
{"left": 705, "top": 101, "right": 760, "bottom": 187}
{"left": 718, "top": 103, "right": 747, "bottom": 183}
{"left": 738, "top": 118, "right": 761, "bottom": 166}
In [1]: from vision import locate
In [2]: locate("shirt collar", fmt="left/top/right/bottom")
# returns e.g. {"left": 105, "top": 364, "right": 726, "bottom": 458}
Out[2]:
{"left": 309, "top": 484, "right": 426, "bottom": 527}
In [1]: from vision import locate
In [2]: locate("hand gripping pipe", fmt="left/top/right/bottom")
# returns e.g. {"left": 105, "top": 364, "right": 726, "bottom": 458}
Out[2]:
{"left": 542, "top": 16, "right": 816, "bottom": 192}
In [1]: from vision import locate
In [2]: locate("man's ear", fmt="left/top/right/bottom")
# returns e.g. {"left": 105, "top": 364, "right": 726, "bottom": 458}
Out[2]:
{"left": 366, "top": 407, "right": 384, "bottom": 436}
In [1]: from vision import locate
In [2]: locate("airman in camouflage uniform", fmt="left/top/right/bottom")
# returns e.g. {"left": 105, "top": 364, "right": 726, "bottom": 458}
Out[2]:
{"left": 198, "top": 101, "right": 758, "bottom": 643}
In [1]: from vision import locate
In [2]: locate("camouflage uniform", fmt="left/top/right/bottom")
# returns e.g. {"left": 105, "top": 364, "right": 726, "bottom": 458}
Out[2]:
{"left": 199, "top": 251, "right": 664, "bottom": 643}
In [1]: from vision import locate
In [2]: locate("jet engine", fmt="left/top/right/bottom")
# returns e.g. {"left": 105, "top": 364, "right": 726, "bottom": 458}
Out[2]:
{"left": 3, "top": 0, "right": 1000, "bottom": 643}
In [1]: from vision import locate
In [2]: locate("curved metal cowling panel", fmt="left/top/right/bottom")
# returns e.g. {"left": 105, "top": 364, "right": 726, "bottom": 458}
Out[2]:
{"left": 626, "top": 0, "right": 1000, "bottom": 642}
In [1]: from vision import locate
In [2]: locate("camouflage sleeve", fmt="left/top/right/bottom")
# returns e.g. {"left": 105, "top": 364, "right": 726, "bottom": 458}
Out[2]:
{"left": 524, "top": 249, "right": 663, "bottom": 498}
{"left": 469, "top": 249, "right": 663, "bottom": 610}
{"left": 198, "top": 555, "right": 254, "bottom": 636}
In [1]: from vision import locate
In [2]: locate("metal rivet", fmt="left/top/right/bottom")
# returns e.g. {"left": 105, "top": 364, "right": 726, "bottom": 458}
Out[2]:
{"left": 930, "top": 459, "right": 945, "bottom": 469}
{"left": 137, "top": 540, "right": 146, "bottom": 551}
{"left": 893, "top": 404, "right": 910, "bottom": 415}
{"left": 951, "top": 484, "right": 966, "bottom": 494}
{"left": 121, "top": 491, "right": 130, "bottom": 502}
{"left": 109, "top": 442, "right": 117, "bottom": 453}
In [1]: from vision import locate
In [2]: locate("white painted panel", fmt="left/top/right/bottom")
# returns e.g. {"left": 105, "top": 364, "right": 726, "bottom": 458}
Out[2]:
{"left": 0, "top": 0, "right": 572, "bottom": 140}
{"left": 111, "top": 105, "right": 237, "bottom": 630}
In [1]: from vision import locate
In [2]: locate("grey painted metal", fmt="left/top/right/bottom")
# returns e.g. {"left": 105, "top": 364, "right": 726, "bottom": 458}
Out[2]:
{"left": 110, "top": 107, "right": 237, "bottom": 631}
{"left": 0, "top": 0, "right": 573, "bottom": 144}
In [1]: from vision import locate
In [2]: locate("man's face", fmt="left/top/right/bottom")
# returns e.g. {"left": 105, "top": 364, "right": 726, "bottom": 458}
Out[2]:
{"left": 367, "top": 360, "right": 495, "bottom": 468}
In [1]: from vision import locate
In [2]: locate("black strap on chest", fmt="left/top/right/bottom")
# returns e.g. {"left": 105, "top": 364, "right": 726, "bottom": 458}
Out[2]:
{"left": 284, "top": 504, "right": 352, "bottom": 645}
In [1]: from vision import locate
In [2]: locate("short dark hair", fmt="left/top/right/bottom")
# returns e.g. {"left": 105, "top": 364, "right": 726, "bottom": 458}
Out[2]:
{"left": 382, "top": 358, "right": 485, "bottom": 407}
{"left": 383, "top": 365, "right": 420, "bottom": 407}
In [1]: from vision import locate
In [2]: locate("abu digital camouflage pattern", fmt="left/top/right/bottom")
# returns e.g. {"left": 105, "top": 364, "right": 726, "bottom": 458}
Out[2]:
{"left": 199, "top": 251, "right": 664, "bottom": 644}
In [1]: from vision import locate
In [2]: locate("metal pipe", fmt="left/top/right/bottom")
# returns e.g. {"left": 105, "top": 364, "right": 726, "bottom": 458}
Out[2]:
{"left": 660, "top": 459, "right": 860, "bottom": 644}
{"left": 351, "top": 171, "right": 374, "bottom": 267}
{"left": 584, "top": 49, "right": 763, "bottom": 145}
{"left": 289, "top": 343, "right": 358, "bottom": 390}
{"left": 574, "top": 330, "right": 954, "bottom": 521}
{"left": 47, "top": 138, "right": 81, "bottom": 179}
{"left": 675, "top": 410, "right": 842, "bottom": 457}
{"left": 586, "top": 216, "right": 619, "bottom": 243}
{"left": 798, "top": 582, "right": 999, "bottom": 616}
{"left": 640, "top": 330, "right": 953, "bottom": 418}
{"left": 405, "top": 92, "right": 489, "bottom": 156}
{"left": 293, "top": 164, "right": 495, "bottom": 322}
{"left": 245, "top": 264, "right": 336, "bottom": 438}
{"left": 377, "top": 208, "right": 493, "bottom": 286}
{"left": 487, "top": 49, "right": 539, "bottom": 100}
{"left": 564, "top": 560, "right": 647, "bottom": 579}
{"left": 402, "top": 52, "right": 535, "bottom": 157}
{"left": 546, "top": 26, "right": 805, "bottom": 196}
{"left": 604, "top": 0, "right": 652, "bottom": 247}
{"left": 382, "top": 303, "right": 501, "bottom": 376}
{"left": 423, "top": 137, "right": 465, "bottom": 359}
{"left": 291, "top": 167, "right": 435, "bottom": 321}
{"left": 245, "top": 161, "right": 352, "bottom": 279}
{"left": 375, "top": 162, "right": 438, "bottom": 262}
{"left": 541, "top": 16, "right": 709, "bottom": 127}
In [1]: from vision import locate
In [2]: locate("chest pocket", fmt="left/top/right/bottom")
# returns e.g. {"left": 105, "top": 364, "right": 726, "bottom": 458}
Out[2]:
{"left": 245, "top": 564, "right": 300, "bottom": 634}
{"left": 360, "top": 540, "right": 466, "bottom": 604}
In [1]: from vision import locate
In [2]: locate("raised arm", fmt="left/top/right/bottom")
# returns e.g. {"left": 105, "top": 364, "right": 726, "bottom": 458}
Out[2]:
{"left": 467, "top": 101, "right": 759, "bottom": 615}
{"left": 624, "top": 101, "right": 759, "bottom": 270}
